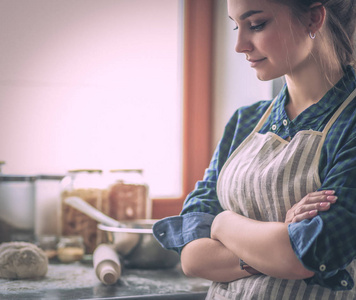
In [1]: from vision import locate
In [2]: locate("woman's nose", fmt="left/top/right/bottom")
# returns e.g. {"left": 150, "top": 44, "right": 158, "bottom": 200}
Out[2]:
{"left": 235, "top": 32, "right": 253, "bottom": 53}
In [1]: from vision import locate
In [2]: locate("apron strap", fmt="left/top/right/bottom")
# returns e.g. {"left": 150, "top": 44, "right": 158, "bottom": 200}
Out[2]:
{"left": 252, "top": 97, "right": 277, "bottom": 133}
{"left": 313, "top": 87, "right": 356, "bottom": 168}
{"left": 322, "top": 87, "right": 356, "bottom": 135}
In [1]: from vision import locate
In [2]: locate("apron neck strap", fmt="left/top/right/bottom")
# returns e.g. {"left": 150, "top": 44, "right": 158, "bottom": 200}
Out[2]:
{"left": 313, "top": 87, "right": 356, "bottom": 162}
{"left": 322, "top": 87, "right": 356, "bottom": 135}
{"left": 252, "top": 97, "right": 277, "bottom": 133}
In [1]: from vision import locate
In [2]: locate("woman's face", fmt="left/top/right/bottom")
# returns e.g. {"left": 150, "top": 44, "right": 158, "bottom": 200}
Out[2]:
{"left": 227, "top": 0, "right": 312, "bottom": 81}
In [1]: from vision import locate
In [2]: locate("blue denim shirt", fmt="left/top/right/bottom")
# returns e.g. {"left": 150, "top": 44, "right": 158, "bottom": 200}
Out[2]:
{"left": 153, "top": 66, "right": 356, "bottom": 291}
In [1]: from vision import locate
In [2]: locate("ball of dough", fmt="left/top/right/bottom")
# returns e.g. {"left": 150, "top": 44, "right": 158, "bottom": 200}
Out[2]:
{"left": 0, "top": 241, "right": 48, "bottom": 279}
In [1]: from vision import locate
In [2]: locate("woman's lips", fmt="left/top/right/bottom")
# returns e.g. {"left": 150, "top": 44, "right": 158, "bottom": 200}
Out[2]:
{"left": 248, "top": 57, "right": 267, "bottom": 68}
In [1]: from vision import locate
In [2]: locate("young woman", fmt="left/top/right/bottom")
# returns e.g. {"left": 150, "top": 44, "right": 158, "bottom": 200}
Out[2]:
{"left": 153, "top": 0, "right": 356, "bottom": 298}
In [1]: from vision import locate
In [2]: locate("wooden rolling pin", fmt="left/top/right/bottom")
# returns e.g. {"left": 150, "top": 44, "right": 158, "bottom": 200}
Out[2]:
{"left": 93, "top": 244, "right": 121, "bottom": 285}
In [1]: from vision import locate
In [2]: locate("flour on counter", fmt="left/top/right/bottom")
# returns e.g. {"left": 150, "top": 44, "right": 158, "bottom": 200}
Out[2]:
{"left": 0, "top": 262, "right": 98, "bottom": 293}
{"left": 119, "top": 268, "right": 212, "bottom": 294}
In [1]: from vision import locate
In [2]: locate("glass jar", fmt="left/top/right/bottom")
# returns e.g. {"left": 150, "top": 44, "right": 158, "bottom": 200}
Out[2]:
{"left": 36, "top": 235, "right": 59, "bottom": 260}
{"left": 57, "top": 235, "right": 85, "bottom": 263}
{"left": 60, "top": 169, "right": 108, "bottom": 254}
{"left": 107, "top": 169, "right": 151, "bottom": 221}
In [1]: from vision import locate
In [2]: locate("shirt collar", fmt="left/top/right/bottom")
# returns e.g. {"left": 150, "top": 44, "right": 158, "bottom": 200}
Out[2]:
{"left": 271, "top": 66, "right": 356, "bottom": 127}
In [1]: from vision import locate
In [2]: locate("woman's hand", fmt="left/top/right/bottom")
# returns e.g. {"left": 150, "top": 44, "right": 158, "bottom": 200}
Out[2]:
{"left": 285, "top": 190, "right": 337, "bottom": 224}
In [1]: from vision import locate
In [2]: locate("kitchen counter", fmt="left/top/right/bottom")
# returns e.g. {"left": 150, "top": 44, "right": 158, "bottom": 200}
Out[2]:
{"left": 0, "top": 261, "right": 211, "bottom": 300}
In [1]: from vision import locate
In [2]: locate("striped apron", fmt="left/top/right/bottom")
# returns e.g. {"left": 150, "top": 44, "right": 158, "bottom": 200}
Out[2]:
{"left": 207, "top": 90, "right": 356, "bottom": 299}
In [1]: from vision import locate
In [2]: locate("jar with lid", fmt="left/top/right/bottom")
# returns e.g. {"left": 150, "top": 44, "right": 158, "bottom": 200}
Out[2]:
{"left": 107, "top": 169, "right": 151, "bottom": 221}
{"left": 60, "top": 169, "right": 108, "bottom": 254}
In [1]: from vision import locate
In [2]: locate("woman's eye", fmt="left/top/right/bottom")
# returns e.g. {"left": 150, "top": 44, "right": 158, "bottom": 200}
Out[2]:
{"left": 233, "top": 25, "right": 238, "bottom": 31}
{"left": 250, "top": 21, "right": 267, "bottom": 31}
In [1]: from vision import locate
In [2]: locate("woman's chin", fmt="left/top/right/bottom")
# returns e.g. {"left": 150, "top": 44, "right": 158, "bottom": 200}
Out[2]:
{"left": 256, "top": 72, "right": 273, "bottom": 81}
{"left": 255, "top": 69, "right": 280, "bottom": 82}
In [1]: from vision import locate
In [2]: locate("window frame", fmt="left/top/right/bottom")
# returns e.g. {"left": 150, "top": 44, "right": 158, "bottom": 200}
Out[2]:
{"left": 152, "top": 0, "right": 213, "bottom": 219}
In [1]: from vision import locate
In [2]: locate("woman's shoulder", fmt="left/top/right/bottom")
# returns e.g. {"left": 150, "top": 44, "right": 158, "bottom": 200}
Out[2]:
{"left": 331, "top": 93, "right": 356, "bottom": 137}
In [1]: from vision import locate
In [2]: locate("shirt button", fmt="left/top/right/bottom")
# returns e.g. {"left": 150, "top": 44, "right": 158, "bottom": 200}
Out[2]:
{"left": 319, "top": 264, "right": 326, "bottom": 272}
{"left": 341, "top": 280, "right": 348, "bottom": 287}
{"left": 283, "top": 119, "right": 288, "bottom": 126}
{"left": 271, "top": 124, "right": 277, "bottom": 131}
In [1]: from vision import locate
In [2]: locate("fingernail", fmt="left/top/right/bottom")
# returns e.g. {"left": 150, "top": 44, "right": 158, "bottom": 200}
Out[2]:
{"left": 309, "top": 210, "right": 318, "bottom": 215}
{"left": 327, "top": 196, "right": 338, "bottom": 201}
{"left": 324, "top": 190, "right": 335, "bottom": 195}
{"left": 320, "top": 202, "right": 330, "bottom": 207}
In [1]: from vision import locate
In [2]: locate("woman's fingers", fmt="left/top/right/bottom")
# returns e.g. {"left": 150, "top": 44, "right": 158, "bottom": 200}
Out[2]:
{"left": 294, "top": 200, "right": 333, "bottom": 215}
{"left": 300, "top": 190, "right": 337, "bottom": 205}
{"left": 292, "top": 209, "right": 318, "bottom": 223}
{"left": 285, "top": 190, "right": 337, "bottom": 223}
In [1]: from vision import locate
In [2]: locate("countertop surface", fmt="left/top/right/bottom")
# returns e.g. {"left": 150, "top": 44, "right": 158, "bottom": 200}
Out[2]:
{"left": 0, "top": 261, "right": 211, "bottom": 300}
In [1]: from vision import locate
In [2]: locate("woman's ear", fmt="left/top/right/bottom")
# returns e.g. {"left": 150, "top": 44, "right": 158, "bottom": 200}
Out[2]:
{"left": 308, "top": 2, "right": 326, "bottom": 35}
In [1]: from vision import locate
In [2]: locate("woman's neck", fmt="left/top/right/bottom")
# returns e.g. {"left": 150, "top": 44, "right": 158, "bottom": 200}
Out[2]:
{"left": 284, "top": 61, "right": 343, "bottom": 120}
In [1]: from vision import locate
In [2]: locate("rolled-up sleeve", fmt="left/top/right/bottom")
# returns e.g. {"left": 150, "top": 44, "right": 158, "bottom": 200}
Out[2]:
{"left": 153, "top": 212, "right": 215, "bottom": 254}
{"left": 152, "top": 152, "right": 224, "bottom": 254}
{"left": 152, "top": 149, "right": 223, "bottom": 254}
{"left": 288, "top": 215, "right": 355, "bottom": 290}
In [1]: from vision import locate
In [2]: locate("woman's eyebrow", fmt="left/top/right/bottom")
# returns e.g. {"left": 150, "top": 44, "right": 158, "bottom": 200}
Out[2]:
{"left": 228, "top": 10, "right": 263, "bottom": 22}
{"left": 239, "top": 10, "right": 264, "bottom": 20}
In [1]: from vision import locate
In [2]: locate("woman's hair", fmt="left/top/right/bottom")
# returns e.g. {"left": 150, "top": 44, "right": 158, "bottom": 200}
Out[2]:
{"left": 273, "top": 0, "right": 356, "bottom": 68}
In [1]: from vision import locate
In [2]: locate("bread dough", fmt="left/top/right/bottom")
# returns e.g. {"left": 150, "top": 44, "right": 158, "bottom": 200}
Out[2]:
{"left": 0, "top": 241, "right": 48, "bottom": 279}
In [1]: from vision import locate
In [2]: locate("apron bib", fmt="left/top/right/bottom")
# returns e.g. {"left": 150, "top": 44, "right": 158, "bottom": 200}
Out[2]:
{"left": 207, "top": 89, "right": 356, "bottom": 300}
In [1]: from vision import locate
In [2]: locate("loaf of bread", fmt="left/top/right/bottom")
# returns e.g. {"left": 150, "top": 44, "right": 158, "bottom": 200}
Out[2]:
{"left": 0, "top": 241, "right": 48, "bottom": 279}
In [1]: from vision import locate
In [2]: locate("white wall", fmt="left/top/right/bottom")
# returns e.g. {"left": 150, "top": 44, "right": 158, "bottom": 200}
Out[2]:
{"left": 211, "top": 0, "right": 273, "bottom": 151}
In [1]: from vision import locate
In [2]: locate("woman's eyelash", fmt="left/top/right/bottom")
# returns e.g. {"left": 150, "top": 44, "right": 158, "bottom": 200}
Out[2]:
{"left": 250, "top": 21, "right": 267, "bottom": 31}
{"left": 232, "top": 21, "right": 267, "bottom": 32}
